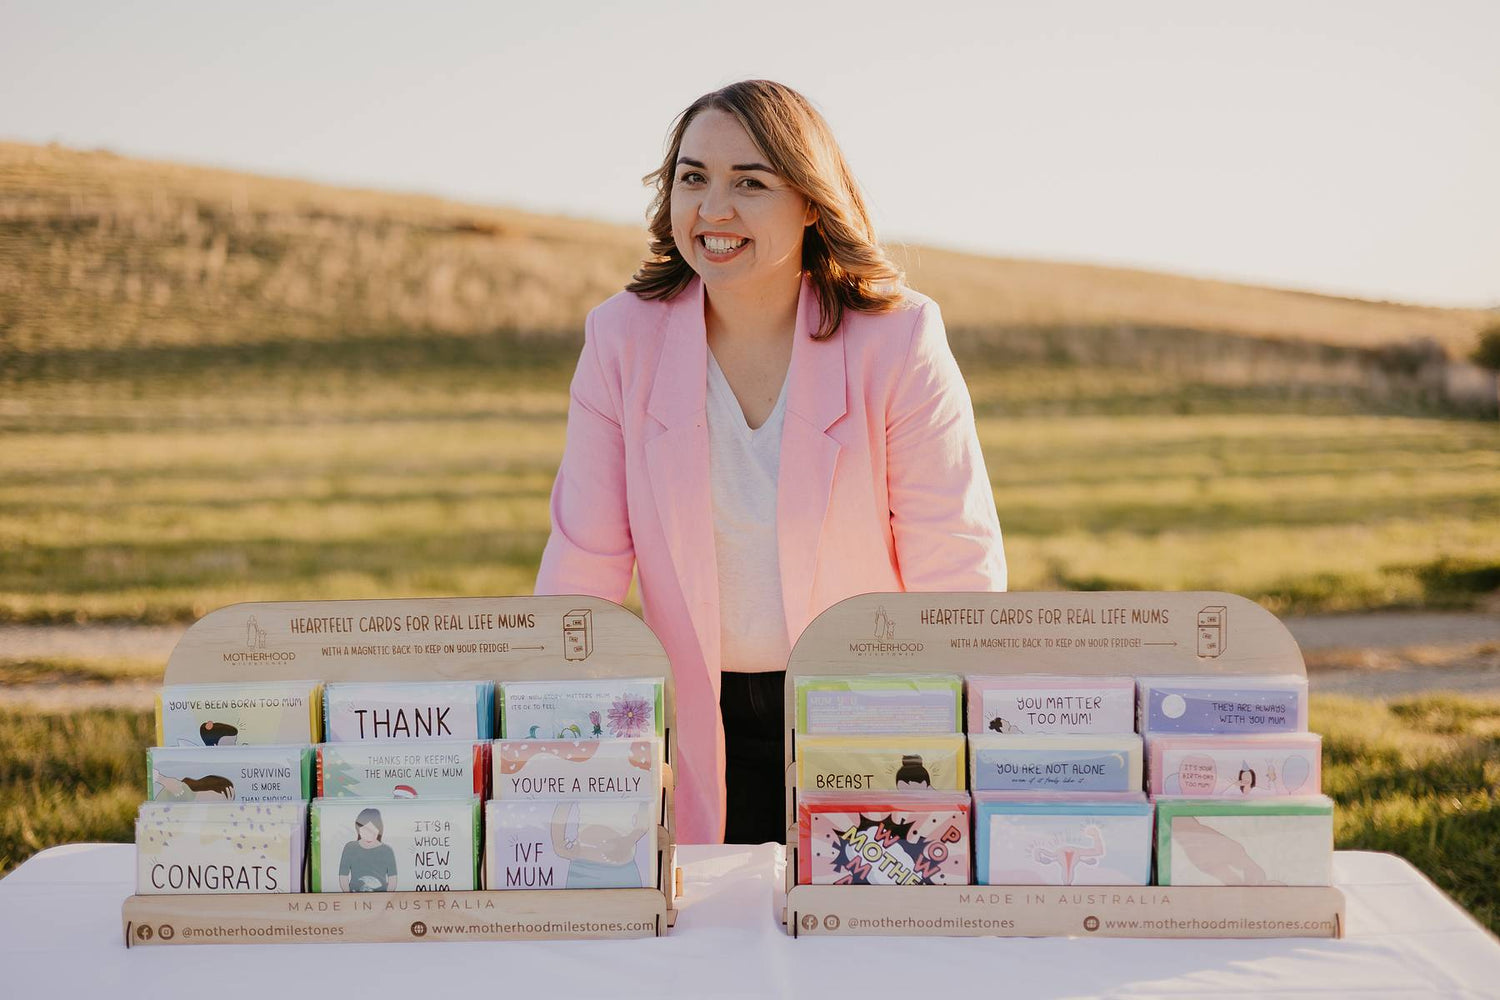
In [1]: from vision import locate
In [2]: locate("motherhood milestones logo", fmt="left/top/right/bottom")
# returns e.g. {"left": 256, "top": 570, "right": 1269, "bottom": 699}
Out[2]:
{"left": 222, "top": 614, "right": 297, "bottom": 665}
{"left": 850, "top": 605, "right": 923, "bottom": 657}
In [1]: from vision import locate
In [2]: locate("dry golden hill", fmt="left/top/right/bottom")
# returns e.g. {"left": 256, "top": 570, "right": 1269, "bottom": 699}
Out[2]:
{"left": 0, "top": 140, "right": 1489, "bottom": 362}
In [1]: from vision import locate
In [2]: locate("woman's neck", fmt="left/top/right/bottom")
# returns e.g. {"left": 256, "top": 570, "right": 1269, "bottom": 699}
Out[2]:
{"left": 703, "top": 267, "right": 803, "bottom": 347}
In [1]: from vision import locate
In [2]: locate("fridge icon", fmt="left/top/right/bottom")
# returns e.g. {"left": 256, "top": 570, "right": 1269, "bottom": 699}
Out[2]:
{"left": 562, "top": 609, "right": 594, "bottom": 662}
{"left": 1197, "top": 606, "right": 1227, "bottom": 658}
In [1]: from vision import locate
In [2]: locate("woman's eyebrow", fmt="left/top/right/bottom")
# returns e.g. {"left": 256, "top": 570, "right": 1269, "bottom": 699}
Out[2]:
{"left": 676, "top": 156, "right": 777, "bottom": 174}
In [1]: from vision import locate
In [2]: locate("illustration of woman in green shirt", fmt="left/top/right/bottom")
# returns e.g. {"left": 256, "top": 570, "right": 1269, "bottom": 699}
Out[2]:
{"left": 339, "top": 807, "right": 398, "bottom": 892}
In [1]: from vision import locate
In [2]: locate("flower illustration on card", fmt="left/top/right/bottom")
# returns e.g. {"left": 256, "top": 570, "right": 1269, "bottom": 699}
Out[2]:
{"left": 608, "top": 695, "right": 652, "bottom": 738}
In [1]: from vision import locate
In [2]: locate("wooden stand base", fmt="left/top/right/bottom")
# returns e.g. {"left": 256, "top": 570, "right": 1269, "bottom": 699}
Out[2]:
{"left": 785, "top": 883, "right": 1344, "bottom": 939}
{"left": 125, "top": 887, "right": 668, "bottom": 946}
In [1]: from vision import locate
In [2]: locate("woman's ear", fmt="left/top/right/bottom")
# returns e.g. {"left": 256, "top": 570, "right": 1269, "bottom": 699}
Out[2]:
{"left": 804, "top": 202, "right": 820, "bottom": 228}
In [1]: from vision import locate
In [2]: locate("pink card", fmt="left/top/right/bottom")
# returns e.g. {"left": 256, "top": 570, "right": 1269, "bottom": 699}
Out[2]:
{"left": 797, "top": 791, "right": 970, "bottom": 886}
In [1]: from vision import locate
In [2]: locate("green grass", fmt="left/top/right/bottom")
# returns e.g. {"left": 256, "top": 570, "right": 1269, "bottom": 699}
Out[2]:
{"left": 2, "top": 370, "right": 1496, "bottom": 623}
{"left": 2, "top": 694, "right": 1496, "bottom": 933}
{"left": 1314, "top": 694, "right": 1500, "bottom": 932}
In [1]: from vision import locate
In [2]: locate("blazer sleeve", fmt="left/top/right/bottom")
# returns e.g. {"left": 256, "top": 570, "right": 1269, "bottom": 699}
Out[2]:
{"left": 534, "top": 308, "right": 636, "bottom": 602}
{"left": 886, "top": 299, "right": 1008, "bottom": 592}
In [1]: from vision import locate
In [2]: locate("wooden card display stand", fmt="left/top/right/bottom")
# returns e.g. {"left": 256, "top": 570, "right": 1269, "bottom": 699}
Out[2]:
{"left": 781, "top": 591, "right": 1345, "bottom": 939}
{"left": 124, "top": 596, "right": 681, "bottom": 947}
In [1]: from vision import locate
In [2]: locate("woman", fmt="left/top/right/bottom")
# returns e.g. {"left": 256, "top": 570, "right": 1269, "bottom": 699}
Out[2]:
{"left": 536, "top": 80, "right": 1005, "bottom": 845}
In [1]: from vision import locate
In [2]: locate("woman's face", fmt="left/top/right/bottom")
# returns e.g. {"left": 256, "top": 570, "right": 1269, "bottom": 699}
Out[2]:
{"left": 670, "top": 108, "right": 817, "bottom": 296}
{"left": 357, "top": 821, "right": 380, "bottom": 845}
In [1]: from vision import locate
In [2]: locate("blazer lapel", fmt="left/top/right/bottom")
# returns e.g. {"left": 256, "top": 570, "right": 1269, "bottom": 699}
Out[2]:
{"left": 644, "top": 277, "right": 721, "bottom": 672}
{"left": 777, "top": 274, "right": 846, "bottom": 643}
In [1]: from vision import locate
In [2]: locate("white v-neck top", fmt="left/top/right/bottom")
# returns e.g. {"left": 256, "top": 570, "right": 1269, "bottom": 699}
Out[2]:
{"left": 706, "top": 350, "right": 791, "bottom": 674}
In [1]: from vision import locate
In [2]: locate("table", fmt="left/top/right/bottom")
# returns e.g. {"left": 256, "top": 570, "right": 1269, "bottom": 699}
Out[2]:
{"left": 2, "top": 845, "right": 1497, "bottom": 999}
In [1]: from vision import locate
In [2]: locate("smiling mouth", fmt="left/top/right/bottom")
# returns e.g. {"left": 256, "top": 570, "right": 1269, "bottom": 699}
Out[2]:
{"left": 699, "top": 235, "right": 749, "bottom": 256}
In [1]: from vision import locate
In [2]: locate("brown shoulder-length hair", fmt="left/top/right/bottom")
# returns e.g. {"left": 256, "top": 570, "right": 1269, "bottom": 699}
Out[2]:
{"left": 626, "top": 80, "right": 904, "bottom": 340}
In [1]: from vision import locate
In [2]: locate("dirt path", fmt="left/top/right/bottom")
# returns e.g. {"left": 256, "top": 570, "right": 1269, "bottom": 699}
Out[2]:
{"left": 1, "top": 612, "right": 1496, "bottom": 708}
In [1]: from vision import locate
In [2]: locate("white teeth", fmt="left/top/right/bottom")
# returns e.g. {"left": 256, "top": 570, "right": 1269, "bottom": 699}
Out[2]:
{"left": 702, "top": 236, "right": 747, "bottom": 253}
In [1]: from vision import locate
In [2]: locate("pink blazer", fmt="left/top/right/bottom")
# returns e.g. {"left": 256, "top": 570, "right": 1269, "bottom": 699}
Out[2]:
{"left": 535, "top": 272, "right": 1006, "bottom": 843}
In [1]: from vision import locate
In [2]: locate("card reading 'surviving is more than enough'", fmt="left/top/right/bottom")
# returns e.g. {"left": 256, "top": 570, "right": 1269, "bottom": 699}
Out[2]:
{"left": 323, "top": 681, "right": 495, "bottom": 742}
{"left": 147, "top": 745, "right": 313, "bottom": 803}
{"left": 794, "top": 676, "right": 962, "bottom": 735}
{"left": 156, "top": 680, "right": 322, "bottom": 747}
{"left": 500, "top": 678, "right": 665, "bottom": 740}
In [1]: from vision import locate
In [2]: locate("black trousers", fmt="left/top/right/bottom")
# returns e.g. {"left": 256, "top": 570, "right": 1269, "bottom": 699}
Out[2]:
{"left": 720, "top": 670, "right": 787, "bottom": 845}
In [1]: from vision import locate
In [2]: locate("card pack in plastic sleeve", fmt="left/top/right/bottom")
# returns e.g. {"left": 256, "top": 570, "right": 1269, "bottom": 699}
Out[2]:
{"left": 148, "top": 744, "right": 313, "bottom": 803}
{"left": 323, "top": 680, "right": 495, "bottom": 742}
{"left": 794, "top": 675, "right": 961, "bottom": 735}
{"left": 310, "top": 796, "right": 480, "bottom": 892}
{"left": 484, "top": 799, "right": 658, "bottom": 890}
{"left": 1146, "top": 733, "right": 1321, "bottom": 797}
{"left": 973, "top": 792, "right": 1153, "bottom": 886}
{"left": 500, "top": 678, "right": 664, "bottom": 739}
{"left": 493, "top": 738, "right": 661, "bottom": 801}
{"left": 317, "top": 740, "right": 488, "bottom": 798}
{"left": 797, "top": 791, "right": 971, "bottom": 885}
{"left": 968, "top": 734, "right": 1143, "bottom": 793}
{"left": 156, "top": 680, "right": 322, "bottom": 747}
{"left": 966, "top": 674, "right": 1135, "bottom": 735}
{"left": 1153, "top": 795, "right": 1333, "bottom": 886}
{"left": 796, "top": 734, "right": 966, "bottom": 792}
{"left": 1136, "top": 675, "right": 1307, "bottom": 735}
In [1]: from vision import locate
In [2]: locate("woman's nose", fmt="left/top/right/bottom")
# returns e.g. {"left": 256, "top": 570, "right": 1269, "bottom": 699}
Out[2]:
{"left": 699, "top": 182, "right": 734, "bottom": 221}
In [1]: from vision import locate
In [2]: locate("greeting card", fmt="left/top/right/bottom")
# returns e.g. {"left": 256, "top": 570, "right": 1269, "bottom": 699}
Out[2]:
{"left": 493, "top": 739, "right": 661, "bottom": 801}
{"left": 1153, "top": 795, "right": 1334, "bottom": 886}
{"left": 317, "top": 740, "right": 488, "bottom": 798}
{"left": 484, "top": 799, "right": 658, "bottom": 890}
{"left": 1137, "top": 675, "right": 1308, "bottom": 735}
{"left": 973, "top": 792, "right": 1152, "bottom": 886}
{"left": 135, "top": 801, "right": 306, "bottom": 894}
{"left": 966, "top": 675, "right": 1135, "bottom": 735}
{"left": 156, "top": 680, "right": 321, "bottom": 747}
{"left": 310, "top": 797, "right": 480, "bottom": 892}
{"left": 968, "top": 734, "right": 1143, "bottom": 793}
{"left": 794, "top": 675, "right": 962, "bottom": 735}
{"left": 500, "top": 678, "right": 664, "bottom": 739}
{"left": 323, "top": 680, "right": 495, "bottom": 742}
{"left": 1146, "top": 734, "right": 1322, "bottom": 797}
{"left": 795, "top": 734, "right": 965, "bottom": 792}
{"left": 797, "top": 791, "right": 971, "bottom": 886}
{"left": 147, "top": 745, "right": 312, "bottom": 803}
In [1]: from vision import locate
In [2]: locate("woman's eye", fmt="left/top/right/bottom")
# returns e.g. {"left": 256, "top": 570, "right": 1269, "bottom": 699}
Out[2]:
{"left": 678, "top": 172, "right": 704, "bottom": 185}
{"left": 737, "top": 177, "right": 765, "bottom": 189}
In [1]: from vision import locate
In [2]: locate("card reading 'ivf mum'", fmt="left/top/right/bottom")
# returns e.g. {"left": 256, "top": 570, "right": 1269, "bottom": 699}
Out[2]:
{"left": 310, "top": 797, "right": 480, "bottom": 892}
{"left": 500, "top": 678, "right": 664, "bottom": 739}
{"left": 323, "top": 680, "right": 495, "bottom": 742}
{"left": 493, "top": 739, "right": 662, "bottom": 801}
{"left": 147, "top": 745, "right": 313, "bottom": 803}
{"left": 484, "top": 799, "right": 658, "bottom": 890}
{"left": 156, "top": 680, "right": 322, "bottom": 747}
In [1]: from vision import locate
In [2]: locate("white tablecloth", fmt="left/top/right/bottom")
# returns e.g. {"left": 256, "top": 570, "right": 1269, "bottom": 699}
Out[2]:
{"left": 2, "top": 845, "right": 1497, "bottom": 999}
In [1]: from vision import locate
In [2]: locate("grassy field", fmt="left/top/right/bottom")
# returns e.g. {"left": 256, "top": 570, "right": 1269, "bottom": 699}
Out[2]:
{"left": 2, "top": 367, "right": 1497, "bottom": 624}
{"left": 2, "top": 694, "right": 1495, "bottom": 932}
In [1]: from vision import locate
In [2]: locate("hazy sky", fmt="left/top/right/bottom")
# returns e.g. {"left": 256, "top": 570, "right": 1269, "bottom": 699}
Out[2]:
{"left": 4, "top": 1, "right": 1497, "bottom": 307}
